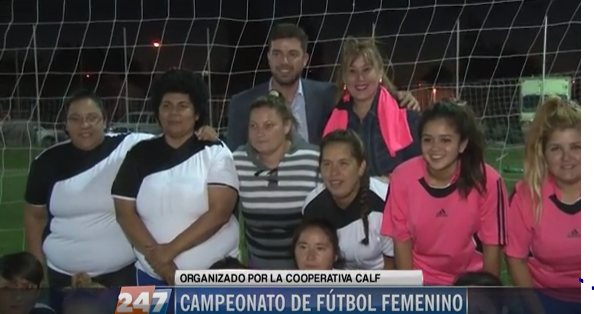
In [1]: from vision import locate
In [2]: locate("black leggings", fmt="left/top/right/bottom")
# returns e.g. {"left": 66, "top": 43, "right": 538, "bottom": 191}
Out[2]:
{"left": 47, "top": 263, "right": 136, "bottom": 313}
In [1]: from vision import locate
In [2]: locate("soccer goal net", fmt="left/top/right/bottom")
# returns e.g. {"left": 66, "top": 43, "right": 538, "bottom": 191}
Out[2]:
{"left": 0, "top": 1, "right": 581, "bottom": 253}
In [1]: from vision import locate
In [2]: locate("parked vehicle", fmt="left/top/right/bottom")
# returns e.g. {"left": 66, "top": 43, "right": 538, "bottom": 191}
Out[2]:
{"left": 0, "top": 120, "right": 68, "bottom": 147}
{"left": 519, "top": 76, "right": 572, "bottom": 132}
{"left": 35, "top": 123, "right": 68, "bottom": 147}
{"left": 108, "top": 111, "right": 161, "bottom": 134}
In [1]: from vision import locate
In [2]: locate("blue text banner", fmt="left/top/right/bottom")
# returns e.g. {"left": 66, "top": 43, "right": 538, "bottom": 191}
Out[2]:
{"left": 174, "top": 287, "right": 466, "bottom": 314}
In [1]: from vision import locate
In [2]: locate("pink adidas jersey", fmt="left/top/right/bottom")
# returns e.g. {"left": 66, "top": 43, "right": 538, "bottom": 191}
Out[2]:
{"left": 505, "top": 178, "right": 580, "bottom": 301}
{"left": 381, "top": 156, "right": 507, "bottom": 285}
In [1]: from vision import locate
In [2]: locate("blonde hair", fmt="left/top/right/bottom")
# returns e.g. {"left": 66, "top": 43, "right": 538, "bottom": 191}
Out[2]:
{"left": 524, "top": 97, "right": 580, "bottom": 221}
{"left": 334, "top": 37, "right": 397, "bottom": 102}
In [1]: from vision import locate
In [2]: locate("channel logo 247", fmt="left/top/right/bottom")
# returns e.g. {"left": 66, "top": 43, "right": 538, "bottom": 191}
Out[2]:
{"left": 115, "top": 286, "right": 172, "bottom": 314}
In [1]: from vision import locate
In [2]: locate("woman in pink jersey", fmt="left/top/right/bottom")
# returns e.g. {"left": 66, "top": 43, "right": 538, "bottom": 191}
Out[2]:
{"left": 381, "top": 99, "right": 508, "bottom": 285}
{"left": 505, "top": 98, "right": 580, "bottom": 314}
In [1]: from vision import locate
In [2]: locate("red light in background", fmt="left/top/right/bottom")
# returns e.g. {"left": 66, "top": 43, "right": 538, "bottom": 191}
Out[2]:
{"left": 85, "top": 74, "right": 90, "bottom": 78}
{"left": 152, "top": 41, "right": 161, "bottom": 48}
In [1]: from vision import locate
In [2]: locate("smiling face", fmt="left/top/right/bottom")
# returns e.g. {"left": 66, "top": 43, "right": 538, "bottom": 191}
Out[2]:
{"left": 421, "top": 118, "right": 467, "bottom": 176}
{"left": 320, "top": 142, "right": 366, "bottom": 202}
{"left": 65, "top": 98, "right": 106, "bottom": 151}
{"left": 544, "top": 128, "right": 580, "bottom": 185}
{"left": 267, "top": 38, "right": 309, "bottom": 86}
{"left": 344, "top": 55, "right": 381, "bottom": 103}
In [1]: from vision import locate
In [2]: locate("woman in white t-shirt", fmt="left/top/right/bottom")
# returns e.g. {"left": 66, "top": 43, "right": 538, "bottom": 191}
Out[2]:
{"left": 22, "top": 90, "right": 153, "bottom": 291}
{"left": 112, "top": 69, "right": 240, "bottom": 285}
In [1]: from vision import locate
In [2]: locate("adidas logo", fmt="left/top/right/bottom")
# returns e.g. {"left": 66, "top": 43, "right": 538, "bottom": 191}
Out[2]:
{"left": 568, "top": 229, "right": 580, "bottom": 238}
{"left": 435, "top": 209, "right": 448, "bottom": 218}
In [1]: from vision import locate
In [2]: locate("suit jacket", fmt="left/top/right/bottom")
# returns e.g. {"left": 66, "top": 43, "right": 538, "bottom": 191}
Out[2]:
{"left": 225, "top": 79, "right": 336, "bottom": 151}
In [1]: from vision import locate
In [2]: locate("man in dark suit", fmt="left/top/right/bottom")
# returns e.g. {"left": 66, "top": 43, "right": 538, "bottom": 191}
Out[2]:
{"left": 225, "top": 23, "right": 336, "bottom": 150}
{"left": 200, "top": 23, "right": 418, "bottom": 150}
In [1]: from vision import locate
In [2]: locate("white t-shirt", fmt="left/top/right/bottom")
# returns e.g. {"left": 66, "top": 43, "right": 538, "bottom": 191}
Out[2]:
{"left": 112, "top": 136, "right": 240, "bottom": 279}
{"left": 24, "top": 133, "right": 153, "bottom": 276}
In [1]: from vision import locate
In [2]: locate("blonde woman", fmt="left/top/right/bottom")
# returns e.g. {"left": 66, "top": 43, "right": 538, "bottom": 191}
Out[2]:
{"left": 323, "top": 37, "right": 421, "bottom": 179}
{"left": 505, "top": 98, "right": 580, "bottom": 314}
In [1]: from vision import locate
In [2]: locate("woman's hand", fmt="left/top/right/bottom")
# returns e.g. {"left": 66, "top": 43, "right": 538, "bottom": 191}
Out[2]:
{"left": 145, "top": 244, "right": 177, "bottom": 273}
{"left": 196, "top": 125, "right": 219, "bottom": 141}
{"left": 395, "top": 91, "right": 420, "bottom": 111}
{"left": 152, "top": 262, "right": 178, "bottom": 285}
{"left": 164, "top": 263, "right": 178, "bottom": 285}
{"left": 70, "top": 273, "right": 105, "bottom": 289}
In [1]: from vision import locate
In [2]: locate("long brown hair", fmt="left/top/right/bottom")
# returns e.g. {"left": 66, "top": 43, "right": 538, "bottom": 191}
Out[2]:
{"left": 419, "top": 99, "right": 487, "bottom": 198}
{"left": 334, "top": 37, "right": 397, "bottom": 103}
{"left": 524, "top": 97, "right": 580, "bottom": 221}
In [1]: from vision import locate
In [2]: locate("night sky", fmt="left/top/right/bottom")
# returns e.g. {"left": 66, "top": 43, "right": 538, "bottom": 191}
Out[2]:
{"left": 0, "top": 0, "right": 581, "bottom": 123}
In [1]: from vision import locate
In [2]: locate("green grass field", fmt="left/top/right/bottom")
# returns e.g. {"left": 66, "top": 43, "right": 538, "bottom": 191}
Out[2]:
{"left": 0, "top": 145, "right": 524, "bottom": 283}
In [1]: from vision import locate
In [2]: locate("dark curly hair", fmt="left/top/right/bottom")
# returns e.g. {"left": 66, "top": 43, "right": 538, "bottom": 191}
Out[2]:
{"left": 149, "top": 69, "right": 209, "bottom": 130}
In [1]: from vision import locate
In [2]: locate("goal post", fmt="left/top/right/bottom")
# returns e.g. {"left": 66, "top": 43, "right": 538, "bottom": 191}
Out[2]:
{"left": 0, "top": 1, "right": 581, "bottom": 255}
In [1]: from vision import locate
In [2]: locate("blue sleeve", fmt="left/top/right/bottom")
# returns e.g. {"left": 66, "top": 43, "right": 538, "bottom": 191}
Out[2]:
{"left": 394, "top": 110, "right": 421, "bottom": 165}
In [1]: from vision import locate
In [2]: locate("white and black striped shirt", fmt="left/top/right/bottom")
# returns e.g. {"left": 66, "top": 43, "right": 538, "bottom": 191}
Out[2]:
{"left": 233, "top": 139, "right": 319, "bottom": 269}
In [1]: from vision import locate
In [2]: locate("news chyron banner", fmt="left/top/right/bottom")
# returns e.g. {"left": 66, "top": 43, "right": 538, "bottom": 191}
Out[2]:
{"left": 116, "top": 270, "right": 469, "bottom": 314}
